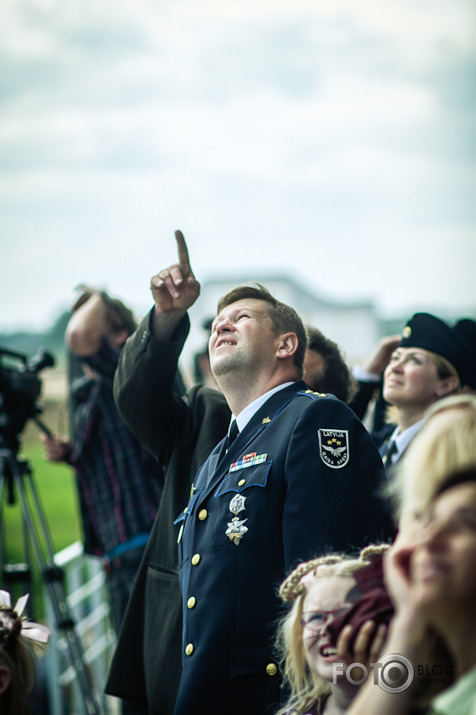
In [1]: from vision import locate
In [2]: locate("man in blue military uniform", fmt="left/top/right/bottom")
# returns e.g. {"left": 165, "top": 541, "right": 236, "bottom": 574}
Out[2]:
{"left": 109, "top": 231, "right": 395, "bottom": 715}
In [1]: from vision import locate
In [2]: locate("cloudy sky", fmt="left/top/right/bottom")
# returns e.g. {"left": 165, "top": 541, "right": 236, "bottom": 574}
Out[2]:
{"left": 1, "top": 0, "right": 475, "bottom": 333}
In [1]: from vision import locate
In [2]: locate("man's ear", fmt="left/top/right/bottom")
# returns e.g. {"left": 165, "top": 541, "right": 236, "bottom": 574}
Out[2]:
{"left": 276, "top": 332, "right": 299, "bottom": 360}
{"left": 0, "top": 667, "right": 11, "bottom": 696}
{"left": 436, "top": 375, "right": 460, "bottom": 398}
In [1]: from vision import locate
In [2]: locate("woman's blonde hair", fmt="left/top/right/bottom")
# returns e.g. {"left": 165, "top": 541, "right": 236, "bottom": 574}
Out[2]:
{"left": 275, "top": 544, "right": 389, "bottom": 715}
{"left": 396, "top": 394, "right": 476, "bottom": 519}
{"left": 432, "top": 353, "right": 461, "bottom": 383}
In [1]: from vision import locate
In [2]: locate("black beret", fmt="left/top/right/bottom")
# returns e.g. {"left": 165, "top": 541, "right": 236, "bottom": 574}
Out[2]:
{"left": 399, "top": 312, "right": 472, "bottom": 384}
{"left": 454, "top": 318, "right": 476, "bottom": 389}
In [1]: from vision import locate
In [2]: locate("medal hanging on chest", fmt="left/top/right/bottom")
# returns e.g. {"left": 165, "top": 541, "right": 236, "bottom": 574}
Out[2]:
{"left": 225, "top": 493, "right": 248, "bottom": 545}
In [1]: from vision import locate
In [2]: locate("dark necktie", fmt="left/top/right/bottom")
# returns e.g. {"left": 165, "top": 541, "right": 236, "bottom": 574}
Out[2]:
{"left": 225, "top": 420, "right": 239, "bottom": 453}
{"left": 382, "top": 440, "right": 398, "bottom": 467}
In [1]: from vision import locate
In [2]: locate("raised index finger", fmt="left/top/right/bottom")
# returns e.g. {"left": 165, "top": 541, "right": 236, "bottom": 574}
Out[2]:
{"left": 175, "top": 230, "right": 192, "bottom": 271}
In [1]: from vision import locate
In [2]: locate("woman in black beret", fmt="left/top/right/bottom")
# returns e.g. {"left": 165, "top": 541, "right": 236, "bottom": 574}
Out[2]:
{"left": 377, "top": 312, "right": 471, "bottom": 473}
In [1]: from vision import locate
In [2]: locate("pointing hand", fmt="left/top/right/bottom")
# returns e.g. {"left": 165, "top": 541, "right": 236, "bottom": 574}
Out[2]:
{"left": 150, "top": 231, "right": 201, "bottom": 313}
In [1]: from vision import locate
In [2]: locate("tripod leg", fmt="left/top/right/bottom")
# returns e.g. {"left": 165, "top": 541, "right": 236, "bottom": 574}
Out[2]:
{"left": 21, "top": 458, "right": 58, "bottom": 560}
{"left": 10, "top": 457, "right": 102, "bottom": 715}
{"left": 0, "top": 460, "right": 33, "bottom": 605}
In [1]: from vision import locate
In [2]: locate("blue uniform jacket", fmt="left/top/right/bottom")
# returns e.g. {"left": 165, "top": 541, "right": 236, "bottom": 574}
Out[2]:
{"left": 173, "top": 382, "right": 395, "bottom": 715}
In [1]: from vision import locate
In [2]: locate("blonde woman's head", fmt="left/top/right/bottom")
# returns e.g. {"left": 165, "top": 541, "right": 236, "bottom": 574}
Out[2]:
{"left": 396, "top": 395, "right": 476, "bottom": 532}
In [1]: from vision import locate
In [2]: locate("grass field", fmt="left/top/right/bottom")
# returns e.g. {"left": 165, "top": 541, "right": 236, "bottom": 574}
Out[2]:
{"left": 2, "top": 441, "right": 82, "bottom": 564}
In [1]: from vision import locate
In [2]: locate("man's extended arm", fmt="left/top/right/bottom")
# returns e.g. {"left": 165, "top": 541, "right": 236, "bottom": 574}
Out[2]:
{"left": 113, "top": 230, "right": 203, "bottom": 463}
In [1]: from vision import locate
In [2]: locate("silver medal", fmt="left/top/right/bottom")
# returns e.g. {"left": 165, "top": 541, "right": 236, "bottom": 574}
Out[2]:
{"left": 226, "top": 494, "right": 248, "bottom": 545}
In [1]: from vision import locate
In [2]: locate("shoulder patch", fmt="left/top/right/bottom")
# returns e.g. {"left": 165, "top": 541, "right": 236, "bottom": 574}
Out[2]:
{"left": 318, "top": 429, "right": 349, "bottom": 469}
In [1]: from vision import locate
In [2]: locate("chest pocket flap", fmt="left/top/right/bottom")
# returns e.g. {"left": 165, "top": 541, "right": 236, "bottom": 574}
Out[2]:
{"left": 214, "top": 461, "right": 271, "bottom": 497}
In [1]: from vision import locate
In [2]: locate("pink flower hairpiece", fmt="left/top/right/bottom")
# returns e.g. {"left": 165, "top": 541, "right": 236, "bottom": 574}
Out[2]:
{"left": 300, "top": 568, "right": 319, "bottom": 589}
{"left": 0, "top": 590, "right": 52, "bottom": 645}
{"left": 299, "top": 561, "right": 337, "bottom": 590}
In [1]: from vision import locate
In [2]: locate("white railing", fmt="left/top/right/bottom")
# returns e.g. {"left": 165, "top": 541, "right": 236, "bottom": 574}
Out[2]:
{"left": 42, "top": 541, "right": 121, "bottom": 715}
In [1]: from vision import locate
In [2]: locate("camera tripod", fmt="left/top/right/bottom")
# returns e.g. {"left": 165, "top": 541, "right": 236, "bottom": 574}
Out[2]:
{"left": 0, "top": 445, "right": 102, "bottom": 715}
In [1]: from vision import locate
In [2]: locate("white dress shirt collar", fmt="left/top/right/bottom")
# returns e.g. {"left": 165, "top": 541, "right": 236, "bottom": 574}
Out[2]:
{"left": 231, "top": 382, "right": 296, "bottom": 434}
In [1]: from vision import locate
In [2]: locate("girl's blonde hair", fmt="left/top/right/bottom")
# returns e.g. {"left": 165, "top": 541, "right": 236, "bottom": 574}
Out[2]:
{"left": 275, "top": 544, "right": 389, "bottom": 715}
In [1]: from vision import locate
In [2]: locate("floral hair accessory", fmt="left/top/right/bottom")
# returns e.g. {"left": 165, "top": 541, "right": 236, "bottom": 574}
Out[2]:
{"left": 299, "top": 568, "right": 318, "bottom": 589}
{"left": 300, "top": 561, "right": 336, "bottom": 590}
{"left": 0, "top": 590, "right": 52, "bottom": 646}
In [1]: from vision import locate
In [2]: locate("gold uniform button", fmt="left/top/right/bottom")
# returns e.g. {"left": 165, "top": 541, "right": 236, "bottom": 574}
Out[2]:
{"left": 198, "top": 509, "right": 208, "bottom": 521}
{"left": 185, "top": 643, "right": 194, "bottom": 656}
{"left": 187, "top": 596, "right": 196, "bottom": 609}
{"left": 266, "top": 663, "right": 278, "bottom": 676}
{"left": 238, "top": 479, "right": 246, "bottom": 487}
{"left": 191, "top": 554, "right": 201, "bottom": 565}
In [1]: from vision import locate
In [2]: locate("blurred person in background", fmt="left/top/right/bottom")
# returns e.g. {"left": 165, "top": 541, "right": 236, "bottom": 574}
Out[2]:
{"left": 192, "top": 316, "right": 221, "bottom": 389}
{"left": 42, "top": 288, "right": 164, "bottom": 715}
{"left": 303, "top": 326, "right": 358, "bottom": 403}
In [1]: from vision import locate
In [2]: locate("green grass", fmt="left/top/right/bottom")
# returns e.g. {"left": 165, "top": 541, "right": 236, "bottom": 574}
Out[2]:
{"left": 2, "top": 442, "right": 82, "bottom": 560}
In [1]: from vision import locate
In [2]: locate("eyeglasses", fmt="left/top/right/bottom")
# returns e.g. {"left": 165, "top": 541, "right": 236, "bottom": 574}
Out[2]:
{"left": 300, "top": 607, "right": 351, "bottom": 633}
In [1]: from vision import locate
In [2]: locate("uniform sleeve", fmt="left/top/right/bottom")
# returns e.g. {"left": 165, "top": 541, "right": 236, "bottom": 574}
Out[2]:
{"left": 282, "top": 396, "right": 394, "bottom": 570}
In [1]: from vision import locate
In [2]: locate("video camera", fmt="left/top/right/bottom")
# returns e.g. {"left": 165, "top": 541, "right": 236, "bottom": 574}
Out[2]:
{"left": 0, "top": 346, "right": 55, "bottom": 452}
